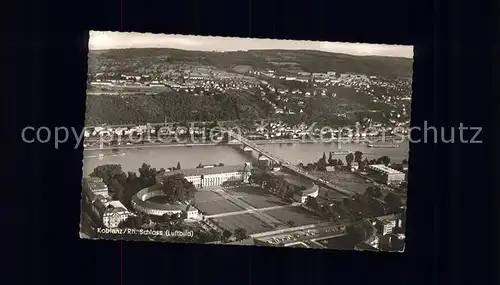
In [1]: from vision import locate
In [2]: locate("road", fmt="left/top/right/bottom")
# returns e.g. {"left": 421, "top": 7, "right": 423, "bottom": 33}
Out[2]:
{"left": 205, "top": 202, "right": 302, "bottom": 218}
{"left": 259, "top": 223, "right": 348, "bottom": 246}
{"left": 252, "top": 213, "right": 395, "bottom": 246}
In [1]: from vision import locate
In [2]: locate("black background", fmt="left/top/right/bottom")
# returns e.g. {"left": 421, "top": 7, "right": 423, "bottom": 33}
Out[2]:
{"left": 5, "top": 0, "right": 498, "bottom": 284}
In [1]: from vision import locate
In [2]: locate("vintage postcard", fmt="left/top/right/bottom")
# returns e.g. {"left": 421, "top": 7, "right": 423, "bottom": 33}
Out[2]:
{"left": 81, "top": 31, "right": 412, "bottom": 252}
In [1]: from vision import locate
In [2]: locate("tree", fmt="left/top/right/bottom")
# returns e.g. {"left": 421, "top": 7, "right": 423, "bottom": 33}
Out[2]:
{"left": 287, "top": 220, "right": 296, "bottom": 227}
{"left": 402, "top": 159, "right": 408, "bottom": 165}
{"left": 345, "top": 153, "right": 354, "bottom": 166}
{"left": 384, "top": 192, "right": 403, "bottom": 212}
{"left": 305, "top": 196, "right": 319, "bottom": 210}
{"left": 162, "top": 174, "right": 197, "bottom": 202}
{"left": 138, "top": 163, "right": 157, "bottom": 188}
{"left": 222, "top": 230, "right": 232, "bottom": 241}
{"left": 169, "top": 213, "right": 181, "bottom": 226}
{"left": 317, "top": 154, "right": 327, "bottom": 171}
{"left": 233, "top": 228, "right": 249, "bottom": 241}
{"left": 89, "top": 164, "right": 124, "bottom": 185}
{"left": 176, "top": 161, "right": 181, "bottom": 170}
{"left": 328, "top": 152, "right": 334, "bottom": 166}
{"left": 141, "top": 215, "right": 151, "bottom": 225}
{"left": 354, "top": 151, "right": 363, "bottom": 163}
{"left": 364, "top": 186, "right": 375, "bottom": 197}
{"left": 283, "top": 184, "right": 294, "bottom": 200}
{"left": 373, "top": 187, "right": 383, "bottom": 198}
{"left": 162, "top": 213, "right": 171, "bottom": 223}
{"left": 179, "top": 210, "right": 188, "bottom": 224}
{"left": 346, "top": 224, "right": 366, "bottom": 243}
{"left": 377, "top": 156, "right": 391, "bottom": 166}
{"left": 358, "top": 159, "right": 366, "bottom": 170}
{"left": 362, "top": 158, "right": 370, "bottom": 169}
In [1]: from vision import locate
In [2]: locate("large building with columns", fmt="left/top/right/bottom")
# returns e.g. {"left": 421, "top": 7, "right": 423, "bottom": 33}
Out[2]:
{"left": 158, "top": 163, "right": 253, "bottom": 189}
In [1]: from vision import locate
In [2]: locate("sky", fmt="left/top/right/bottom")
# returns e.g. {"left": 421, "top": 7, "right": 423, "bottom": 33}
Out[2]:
{"left": 89, "top": 31, "right": 413, "bottom": 58}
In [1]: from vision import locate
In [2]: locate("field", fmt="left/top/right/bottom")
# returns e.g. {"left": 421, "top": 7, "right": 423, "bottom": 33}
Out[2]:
{"left": 212, "top": 214, "right": 274, "bottom": 234}
{"left": 316, "top": 187, "right": 348, "bottom": 203}
{"left": 266, "top": 206, "right": 324, "bottom": 226}
{"left": 194, "top": 191, "right": 244, "bottom": 215}
{"left": 225, "top": 186, "right": 289, "bottom": 209}
{"left": 312, "top": 171, "right": 373, "bottom": 195}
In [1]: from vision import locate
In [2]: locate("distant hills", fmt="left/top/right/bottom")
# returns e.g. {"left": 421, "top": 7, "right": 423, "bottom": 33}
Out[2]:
{"left": 88, "top": 48, "right": 413, "bottom": 78}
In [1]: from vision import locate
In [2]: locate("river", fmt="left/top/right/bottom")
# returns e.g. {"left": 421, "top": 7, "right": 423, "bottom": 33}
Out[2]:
{"left": 83, "top": 141, "right": 409, "bottom": 176}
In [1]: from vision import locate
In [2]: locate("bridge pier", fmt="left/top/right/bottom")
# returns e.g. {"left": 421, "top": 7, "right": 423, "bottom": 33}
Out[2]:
{"left": 221, "top": 132, "right": 230, "bottom": 143}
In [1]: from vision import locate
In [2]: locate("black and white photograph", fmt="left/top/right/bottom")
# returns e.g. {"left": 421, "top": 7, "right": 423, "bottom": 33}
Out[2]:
{"left": 80, "top": 31, "right": 413, "bottom": 252}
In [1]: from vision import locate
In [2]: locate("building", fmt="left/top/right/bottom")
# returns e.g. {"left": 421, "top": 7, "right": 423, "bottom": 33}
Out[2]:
{"left": 367, "top": 164, "right": 406, "bottom": 185}
{"left": 159, "top": 163, "right": 253, "bottom": 188}
{"left": 375, "top": 218, "right": 397, "bottom": 235}
{"left": 101, "top": 200, "right": 131, "bottom": 228}
{"left": 82, "top": 186, "right": 131, "bottom": 228}
{"left": 83, "top": 177, "right": 109, "bottom": 197}
{"left": 293, "top": 184, "right": 320, "bottom": 203}
{"left": 131, "top": 186, "right": 200, "bottom": 218}
{"left": 350, "top": 162, "right": 359, "bottom": 172}
{"left": 378, "top": 233, "right": 405, "bottom": 252}
{"left": 325, "top": 166, "right": 335, "bottom": 172}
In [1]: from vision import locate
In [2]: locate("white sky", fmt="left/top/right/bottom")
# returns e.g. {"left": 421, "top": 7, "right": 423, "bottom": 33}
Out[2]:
{"left": 89, "top": 31, "right": 413, "bottom": 58}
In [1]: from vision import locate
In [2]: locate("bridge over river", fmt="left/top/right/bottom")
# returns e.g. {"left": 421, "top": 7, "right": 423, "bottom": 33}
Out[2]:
{"left": 226, "top": 131, "right": 355, "bottom": 197}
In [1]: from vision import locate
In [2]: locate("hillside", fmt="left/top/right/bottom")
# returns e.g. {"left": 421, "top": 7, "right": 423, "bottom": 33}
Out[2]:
{"left": 85, "top": 91, "right": 274, "bottom": 126}
{"left": 86, "top": 48, "right": 412, "bottom": 126}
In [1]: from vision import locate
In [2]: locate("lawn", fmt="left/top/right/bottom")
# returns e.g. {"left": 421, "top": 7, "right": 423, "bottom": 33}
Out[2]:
{"left": 225, "top": 186, "right": 290, "bottom": 209}
{"left": 312, "top": 171, "right": 373, "bottom": 195}
{"left": 194, "top": 191, "right": 244, "bottom": 215}
{"left": 213, "top": 214, "right": 274, "bottom": 234}
{"left": 266, "top": 206, "right": 325, "bottom": 226}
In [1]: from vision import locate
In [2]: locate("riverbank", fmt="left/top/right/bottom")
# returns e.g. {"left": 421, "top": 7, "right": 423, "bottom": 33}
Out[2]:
{"left": 84, "top": 136, "right": 406, "bottom": 151}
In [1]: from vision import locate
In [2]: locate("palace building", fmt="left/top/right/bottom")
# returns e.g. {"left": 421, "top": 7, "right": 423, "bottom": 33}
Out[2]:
{"left": 157, "top": 163, "right": 253, "bottom": 189}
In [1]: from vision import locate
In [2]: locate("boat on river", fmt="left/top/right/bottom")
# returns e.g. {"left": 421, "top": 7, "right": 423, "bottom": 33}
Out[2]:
{"left": 367, "top": 144, "right": 400, "bottom": 148}
{"left": 330, "top": 150, "right": 353, "bottom": 155}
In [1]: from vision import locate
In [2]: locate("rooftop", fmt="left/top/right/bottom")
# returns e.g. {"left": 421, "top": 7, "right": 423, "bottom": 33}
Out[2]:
{"left": 132, "top": 186, "right": 199, "bottom": 212}
{"left": 368, "top": 164, "right": 404, "bottom": 175}
{"left": 83, "top": 177, "right": 103, "bottom": 183}
{"left": 161, "top": 164, "right": 252, "bottom": 178}
{"left": 106, "top": 200, "right": 128, "bottom": 210}
{"left": 376, "top": 213, "right": 400, "bottom": 222}
{"left": 300, "top": 184, "right": 319, "bottom": 195}
{"left": 87, "top": 181, "right": 108, "bottom": 192}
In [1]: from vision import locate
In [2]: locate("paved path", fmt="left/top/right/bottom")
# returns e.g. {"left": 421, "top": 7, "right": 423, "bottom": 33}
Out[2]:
{"left": 206, "top": 202, "right": 301, "bottom": 218}
{"left": 195, "top": 195, "right": 245, "bottom": 204}
{"left": 212, "top": 189, "right": 286, "bottom": 227}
